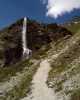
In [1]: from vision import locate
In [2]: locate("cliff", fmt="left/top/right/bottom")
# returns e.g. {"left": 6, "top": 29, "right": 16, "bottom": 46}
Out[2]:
{"left": 0, "top": 17, "right": 72, "bottom": 66}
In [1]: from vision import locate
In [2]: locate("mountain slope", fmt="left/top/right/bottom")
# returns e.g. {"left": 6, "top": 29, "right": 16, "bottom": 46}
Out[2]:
{"left": 47, "top": 32, "right": 80, "bottom": 100}
{"left": 0, "top": 17, "right": 72, "bottom": 67}
{"left": 0, "top": 17, "right": 80, "bottom": 100}
{"left": 64, "top": 16, "right": 80, "bottom": 33}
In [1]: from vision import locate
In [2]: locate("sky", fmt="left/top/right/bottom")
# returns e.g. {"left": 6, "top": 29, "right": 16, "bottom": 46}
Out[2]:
{"left": 0, "top": 0, "right": 80, "bottom": 28}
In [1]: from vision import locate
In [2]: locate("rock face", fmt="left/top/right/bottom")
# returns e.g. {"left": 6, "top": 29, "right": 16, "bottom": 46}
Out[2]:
{"left": 0, "top": 19, "right": 23, "bottom": 66}
{"left": 0, "top": 17, "right": 72, "bottom": 66}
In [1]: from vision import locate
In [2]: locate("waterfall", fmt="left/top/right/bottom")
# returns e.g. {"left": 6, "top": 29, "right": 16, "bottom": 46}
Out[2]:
{"left": 22, "top": 17, "right": 32, "bottom": 58}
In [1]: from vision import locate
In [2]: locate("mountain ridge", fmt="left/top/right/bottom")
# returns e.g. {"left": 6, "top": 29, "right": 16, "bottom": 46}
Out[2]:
{"left": 0, "top": 16, "right": 80, "bottom": 100}
{"left": 0, "top": 17, "right": 72, "bottom": 67}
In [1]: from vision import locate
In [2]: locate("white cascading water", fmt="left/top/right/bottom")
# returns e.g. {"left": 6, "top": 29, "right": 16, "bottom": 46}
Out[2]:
{"left": 22, "top": 17, "right": 32, "bottom": 58}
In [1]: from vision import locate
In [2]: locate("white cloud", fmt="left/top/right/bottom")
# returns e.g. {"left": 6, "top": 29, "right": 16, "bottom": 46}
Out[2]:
{"left": 41, "top": 0, "right": 80, "bottom": 18}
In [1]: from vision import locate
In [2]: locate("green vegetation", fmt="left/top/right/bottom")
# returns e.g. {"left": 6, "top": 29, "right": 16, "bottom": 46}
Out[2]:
{"left": 0, "top": 59, "right": 33, "bottom": 82}
{"left": 64, "top": 16, "right": 80, "bottom": 33}
{"left": 33, "top": 44, "right": 51, "bottom": 59}
{"left": 0, "top": 16, "right": 80, "bottom": 100}
{"left": 47, "top": 32, "right": 80, "bottom": 100}
{"left": 0, "top": 58, "right": 40, "bottom": 100}
{"left": 71, "top": 89, "right": 80, "bottom": 100}
{"left": 65, "top": 22, "right": 80, "bottom": 33}
{"left": 2, "top": 61, "right": 39, "bottom": 100}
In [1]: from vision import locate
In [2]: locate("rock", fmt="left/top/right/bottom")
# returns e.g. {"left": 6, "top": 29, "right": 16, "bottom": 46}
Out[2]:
{"left": 0, "top": 17, "right": 72, "bottom": 66}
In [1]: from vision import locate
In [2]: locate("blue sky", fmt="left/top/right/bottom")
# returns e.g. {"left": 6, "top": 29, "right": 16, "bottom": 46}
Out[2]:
{"left": 0, "top": 0, "right": 80, "bottom": 29}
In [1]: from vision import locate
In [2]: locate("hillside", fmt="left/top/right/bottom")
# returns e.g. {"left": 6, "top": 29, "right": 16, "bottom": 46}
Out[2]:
{"left": 0, "top": 17, "right": 72, "bottom": 67}
{"left": 47, "top": 32, "right": 80, "bottom": 100}
{"left": 64, "top": 16, "right": 80, "bottom": 33}
{"left": 0, "top": 17, "right": 80, "bottom": 100}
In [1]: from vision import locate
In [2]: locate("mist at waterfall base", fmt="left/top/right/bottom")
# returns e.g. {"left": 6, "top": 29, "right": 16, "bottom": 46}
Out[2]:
{"left": 22, "top": 17, "right": 32, "bottom": 59}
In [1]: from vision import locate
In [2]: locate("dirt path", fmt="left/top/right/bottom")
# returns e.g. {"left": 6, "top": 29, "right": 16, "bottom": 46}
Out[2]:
{"left": 21, "top": 60, "right": 57, "bottom": 100}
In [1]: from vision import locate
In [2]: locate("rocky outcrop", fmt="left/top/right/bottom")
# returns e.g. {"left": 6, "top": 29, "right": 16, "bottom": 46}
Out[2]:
{"left": 0, "top": 19, "right": 23, "bottom": 66}
{"left": 0, "top": 17, "right": 72, "bottom": 66}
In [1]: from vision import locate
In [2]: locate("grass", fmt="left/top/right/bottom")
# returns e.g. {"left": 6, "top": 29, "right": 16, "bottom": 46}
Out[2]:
{"left": 0, "top": 42, "right": 51, "bottom": 100}
{"left": 3, "top": 61, "right": 39, "bottom": 100}
{"left": 0, "top": 43, "right": 51, "bottom": 82}
{"left": 65, "top": 23, "right": 80, "bottom": 33}
{"left": 0, "top": 59, "right": 33, "bottom": 82}
{"left": 48, "top": 57, "right": 80, "bottom": 100}
{"left": 70, "top": 89, "right": 80, "bottom": 100}
{"left": 47, "top": 31, "right": 80, "bottom": 99}
{"left": 33, "top": 44, "right": 51, "bottom": 59}
{"left": 0, "top": 58, "right": 40, "bottom": 100}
